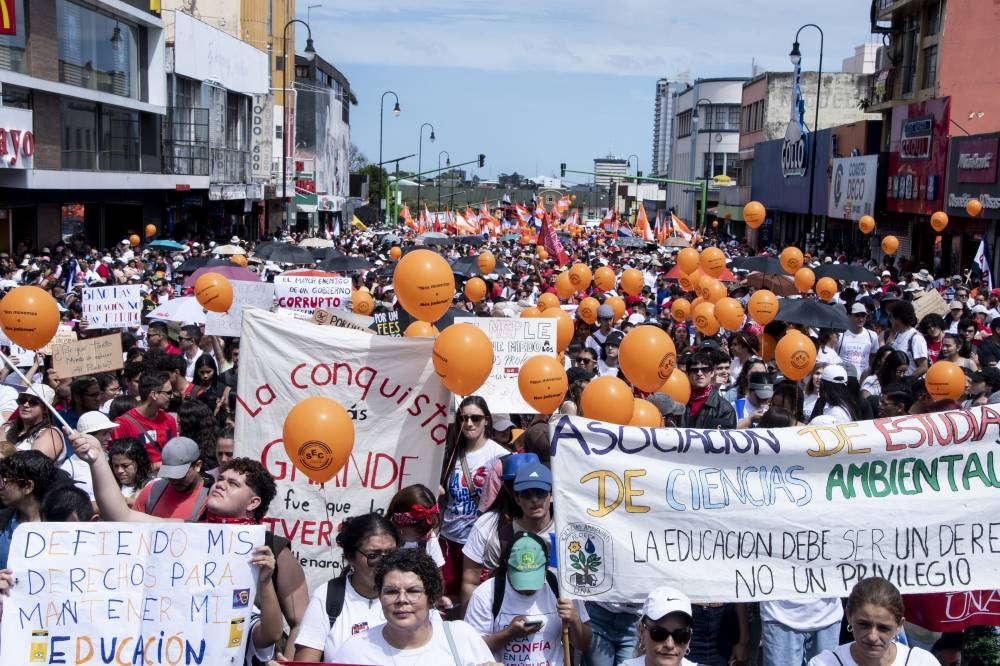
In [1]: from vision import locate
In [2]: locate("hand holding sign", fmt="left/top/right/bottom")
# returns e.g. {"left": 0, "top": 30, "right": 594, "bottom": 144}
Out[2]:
{"left": 0, "top": 286, "right": 60, "bottom": 350}
{"left": 283, "top": 396, "right": 355, "bottom": 484}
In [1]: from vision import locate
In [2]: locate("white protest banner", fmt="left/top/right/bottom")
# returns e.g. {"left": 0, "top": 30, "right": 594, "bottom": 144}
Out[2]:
{"left": 550, "top": 408, "right": 1000, "bottom": 604}
{"left": 273, "top": 274, "right": 351, "bottom": 313}
{"left": 236, "top": 309, "right": 449, "bottom": 588}
{"left": 82, "top": 285, "right": 141, "bottom": 328}
{"left": 0, "top": 523, "right": 265, "bottom": 665}
{"left": 206, "top": 281, "right": 275, "bottom": 337}
{"left": 455, "top": 317, "right": 557, "bottom": 413}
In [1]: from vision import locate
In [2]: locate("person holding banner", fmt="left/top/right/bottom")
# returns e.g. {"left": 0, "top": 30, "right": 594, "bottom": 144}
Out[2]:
{"left": 807, "top": 577, "right": 938, "bottom": 666}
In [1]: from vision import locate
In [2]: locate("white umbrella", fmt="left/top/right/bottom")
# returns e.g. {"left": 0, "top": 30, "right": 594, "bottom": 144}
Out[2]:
{"left": 214, "top": 244, "right": 247, "bottom": 256}
{"left": 299, "top": 237, "right": 334, "bottom": 248}
{"left": 147, "top": 296, "right": 207, "bottom": 324}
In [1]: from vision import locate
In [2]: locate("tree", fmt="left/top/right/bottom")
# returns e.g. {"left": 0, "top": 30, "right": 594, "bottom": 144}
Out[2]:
{"left": 359, "top": 163, "right": 388, "bottom": 209}
{"left": 498, "top": 172, "right": 524, "bottom": 188}
{"left": 349, "top": 142, "right": 369, "bottom": 172}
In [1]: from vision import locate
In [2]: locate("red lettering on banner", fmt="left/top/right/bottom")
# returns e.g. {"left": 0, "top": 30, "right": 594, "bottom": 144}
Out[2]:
{"left": 259, "top": 437, "right": 420, "bottom": 492}
{"left": 876, "top": 407, "right": 1000, "bottom": 453}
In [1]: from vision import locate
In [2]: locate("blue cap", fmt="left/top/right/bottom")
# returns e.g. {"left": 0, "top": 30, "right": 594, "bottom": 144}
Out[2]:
{"left": 513, "top": 462, "right": 552, "bottom": 493}
{"left": 501, "top": 452, "right": 540, "bottom": 481}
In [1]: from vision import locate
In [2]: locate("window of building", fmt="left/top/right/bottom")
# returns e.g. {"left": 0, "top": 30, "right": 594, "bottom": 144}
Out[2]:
{"left": 728, "top": 106, "right": 741, "bottom": 130}
{"left": 57, "top": 0, "right": 139, "bottom": 98}
{"left": 100, "top": 107, "right": 139, "bottom": 171}
{"left": 925, "top": 1, "right": 941, "bottom": 35}
{"left": 922, "top": 45, "right": 938, "bottom": 89}
{"left": 677, "top": 109, "right": 692, "bottom": 138}
{"left": 0, "top": 0, "right": 26, "bottom": 74}
{"left": 61, "top": 100, "right": 98, "bottom": 170}
{"left": 2, "top": 85, "right": 31, "bottom": 109}
{"left": 295, "top": 65, "right": 309, "bottom": 79}
{"left": 702, "top": 153, "right": 740, "bottom": 180}
{"left": 900, "top": 13, "right": 920, "bottom": 96}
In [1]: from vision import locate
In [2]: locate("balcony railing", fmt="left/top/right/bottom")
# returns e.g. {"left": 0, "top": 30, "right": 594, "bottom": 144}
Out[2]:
{"left": 163, "top": 107, "right": 209, "bottom": 176}
{"left": 211, "top": 147, "right": 251, "bottom": 183}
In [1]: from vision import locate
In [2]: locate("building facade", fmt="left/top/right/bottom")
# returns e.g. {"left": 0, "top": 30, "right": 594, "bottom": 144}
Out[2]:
{"left": 651, "top": 78, "right": 681, "bottom": 178}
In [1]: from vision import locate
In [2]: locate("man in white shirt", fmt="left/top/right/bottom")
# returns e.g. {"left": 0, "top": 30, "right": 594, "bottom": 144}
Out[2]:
{"left": 888, "top": 300, "right": 929, "bottom": 378}
{"left": 837, "top": 302, "right": 879, "bottom": 377}
{"left": 585, "top": 305, "right": 621, "bottom": 356}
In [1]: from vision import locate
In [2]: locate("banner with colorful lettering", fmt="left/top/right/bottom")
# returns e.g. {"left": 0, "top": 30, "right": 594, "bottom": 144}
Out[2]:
{"left": 236, "top": 309, "right": 449, "bottom": 588}
{"left": 273, "top": 274, "right": 351, "bottom": 313}
{"left": 549, "top": 408, "right": 1000, "bottom": 604}
{"left": 0, "top": 523, "right": 264, "bottom": 664}
{"left": 82, "top": 285, "right": 141, "bottom": 328}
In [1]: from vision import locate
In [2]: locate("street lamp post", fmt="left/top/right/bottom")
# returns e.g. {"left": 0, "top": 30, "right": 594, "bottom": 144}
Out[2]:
{"left": 790, "top": 24, "right": 824, "bottom": 248}
{"left": 281, "top": 19, "right": 315, "bottom": 231}
{"left": 378, "top": 91, "right": 401, "bottom": 224}
{"left": 437, "top": 150, "right": 450, "bottom": 213}
{"left": 693, "top": 97, "right": 715, "bottom": 184}
{"left": 416, "top": 123, "right": 435, "bottom": 213}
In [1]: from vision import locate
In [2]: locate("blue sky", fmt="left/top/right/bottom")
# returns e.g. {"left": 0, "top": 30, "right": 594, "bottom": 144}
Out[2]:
{"left": 299, "top": 0, "right": 877, "bottom": 182}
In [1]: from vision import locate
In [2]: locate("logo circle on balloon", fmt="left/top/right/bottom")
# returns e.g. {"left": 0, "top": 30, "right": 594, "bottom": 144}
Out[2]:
{"left": 299, "top": 440, "right": 334, "bottom": 471}
{"left": 743, "top": 201, "right": 766, "bottom": 229}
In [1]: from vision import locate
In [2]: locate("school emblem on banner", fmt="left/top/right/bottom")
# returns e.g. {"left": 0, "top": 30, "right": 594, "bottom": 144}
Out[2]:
{"left": 560, "top": 523, "right": 613, "bottom": 595}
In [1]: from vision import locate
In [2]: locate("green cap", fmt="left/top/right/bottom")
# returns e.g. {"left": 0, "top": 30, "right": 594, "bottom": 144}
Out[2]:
{"left": 507, "top": 535, "right": 546, "bottom": 592}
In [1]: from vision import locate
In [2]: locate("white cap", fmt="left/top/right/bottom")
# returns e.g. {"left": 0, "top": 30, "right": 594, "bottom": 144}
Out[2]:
{"left": 77, "top": 411, "right": 120, "bottom": 435}
{"left": 19, "top": 383, "right": 55, "bottom": 404}
{"left": 642, "top": 586, "right": 692, "bottom": 622}
{"left": 821, "top": 364, "right": 848, "bottom": 385}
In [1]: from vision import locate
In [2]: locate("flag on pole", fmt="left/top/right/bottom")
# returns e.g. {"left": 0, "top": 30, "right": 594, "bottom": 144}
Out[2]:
{"left": 670, "top": 212, "right": 694, "bottom": 242}
{"left": 635, "top": 202, "right": 654, "bottom": 242}
{"left": 539, "top": 214, "right": 570, "bottom": 266}
{"left": 973, "top": 238, "right": 993, "bottom": 291}
{"left": 402, "top": 205, "right": 417, "bottom": 232}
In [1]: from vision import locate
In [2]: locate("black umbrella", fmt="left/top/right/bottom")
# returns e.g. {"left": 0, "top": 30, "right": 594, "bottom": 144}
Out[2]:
{"left": 747, "top": 272, "right": 797, "bottom": 296}
{"left": 455, "top": 235, "right": 487, "bottom": 247}
{"left": 812, "top": 263, "right": 879, "bottom": 284}
{"left": 450, "top": 255, "right": 513, "bottom": 278}
{"left": 374, "top": 263, "right": 395, "bottom": 278}
{"left": 396, "top": 306, "right": 475, "bottom": 330}
{"left": 731, "top": 255, "right": 788, "bottom": 274}
{"left": 317, "top": 251, "right": 373, "bottom": 272}
{"left": 774, "top": 298, "right": 853, "bottom": 330}
{"left": 256, "top": 243, "right": 315, "bottom": 264}
{"left": 174, "top": 256, "right": 232, "bottom": 273}
{"left": 420, "top": 235, "right": 454, "bottom": 247}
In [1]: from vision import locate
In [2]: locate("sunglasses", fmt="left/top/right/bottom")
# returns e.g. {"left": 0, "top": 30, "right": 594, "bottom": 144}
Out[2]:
{"left": 643, "top": 621, "right": 693, "bottom": 644}
{"left": 460, "top": 414, "right": 485, "bottom": 423}
{"left": 17, "top": 396, "right": 42, "bottom": 407}
{"left": 687, "top": 366, "right": 712, "bottom": 375}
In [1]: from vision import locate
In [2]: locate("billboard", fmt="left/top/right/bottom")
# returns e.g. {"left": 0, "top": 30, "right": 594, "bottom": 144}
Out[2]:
{"left": 828, "top": 154, "right": 879, "bottom": 220}
{"left": 946, "top": 132, "right": 1000, "bottom": 220}
{"left": 886, "top": 97, "right": 950, "bottom": 215}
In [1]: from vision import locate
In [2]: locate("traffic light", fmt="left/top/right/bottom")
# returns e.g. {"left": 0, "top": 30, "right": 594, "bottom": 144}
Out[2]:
{"left": 478, "top": 154, "right": 485, "bottom": 168}
{"left": 560, "top": 163, "right": 566, "bottom": 177}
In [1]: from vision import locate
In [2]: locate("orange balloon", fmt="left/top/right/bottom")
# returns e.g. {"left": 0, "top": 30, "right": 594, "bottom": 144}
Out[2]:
{"left": 775, "top": 331, "right": 817, "bottom": 381}
{"left": 620, "top": 268, "right": 644, "bottom": 296}
{"left": 629, "top": 398, "right": 663, "bottom": 427}
{"left": 858, "top": 215, "right": 875, "bottom": 234}
{"left": 744, "top": 201, "right": 766, "bottom": 229}
{"left": 690, "top": 296, "right": 704, "bottom": 310}
{"left": 700, "top": 247, "right": 726, "bottom": 278}
{"left": 394, "top": 249, "right": 456, "bottom": 322}
{"left": 569, "top": 263, "right": 593, "bottom": 292}
{"left": 537, "top": 292, "right": 560, "bottom": 311}
{"left": 580, "top": 376, "right": 635, "bottom": 425}
{"left": 692, "top": 301, "right": 719, "bottom": 336}
{"left": 577, "top": 297, "right": 600, "bottom": 325}
{"left": 128, "top": 234, "right": 141, "bottom": 247}
{"left": 671, "top": 298, "right": 691, "bottom": 322}
{"left": 283, "top": 396, "right": 355, "bottom": 484}
{"left": 815, "top": 277, "right": 838, "bottom": 301}
{"left": 761, "top": 333, "right": 777, "bottom": 362}
{"left": 661, "top": 369, "right": 691, "bottom": 406}
{"left": 967, "top": 199, "right": 984, "bottom": 218}
{"left": 930, "top": 211, "right": 949, "bottom": 233}
{"left": 404, "top": 321, "right": 438, "bottom": 338}
{"left": 230, "top": 255, "right": 248, "bottom": 267}
{"left": 605, "top": 296, "right": 626, "bottom": 323}
{"left": 715, "top": 297, "right": 745, "bottom": 331}
{"left": 619, "top": 325, "right": 677, "bottom": 392}
{"left": 518, "top": 355, "right": 569, "bottom": 414}
{"left": 194, "top": 272, "right": 234, "bottom": 313}
{"left": 432, "top": 323, "right": 494, "bottom": 395}
{"left": 0, "top": 286, "right": 60, "bottom": 350}
{"left": 703, "top": 278, "right": 727, "bottom": 304}
{"left": 678, "top": 271, "right": 699, "bottom": 293}
{"left": 353, "top": 291, "right": 374, "bottom": 315}
{"left": 747, "top": 290, "right": 779, "bottom": 325}
{"left": 544, "top": 307, "right": 574, "bottom": 353}
{"left": 389, "top": 246, "right": 402, "bottom": 261}
{"left": 144, "top": 224, "right": 157, "bottom": 239}
{"left": 555, "top": 272, "right": 576, "bottom": 299}
{"left": 520, "top": 306, "right": 542, "bottom": 318}
{"left": 537, "top": 246, "right": 549, "bottom": 261}
{"left": 780, "top": 247, "right": 804, "bottom": 274}
{"left": 794, "top": 267, "right": 815, "bottom": 293}
{"left": 594, "top": 266, "right": 616, "bottom": 292}
{"left": 464, "top": 277, "right": 487, "bottom": 302}
{"left": 478, "top": 251, "right": 496, "bottom": 274}
{"left": 881, "top": 235, "right": 899, "bottom": 255}
{"left": 677, "top": 247, "right": 700, "bottom": 274}
{"left": 925, "top": 360, "right": 965, "bottom": 400}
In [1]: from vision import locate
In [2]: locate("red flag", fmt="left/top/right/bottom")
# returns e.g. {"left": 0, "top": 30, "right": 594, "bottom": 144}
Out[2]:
{"left": 539, "top": 214, "right": 569, "bottom": 266}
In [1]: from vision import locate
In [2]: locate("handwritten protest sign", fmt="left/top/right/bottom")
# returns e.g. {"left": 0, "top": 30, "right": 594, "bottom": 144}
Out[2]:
{"left": 51, "top": 334, "right": 123, "bottom": 378}
{"left": 82, "top": 285, "right": 141, "bottom": 328}
{"left": 0, "top": 523, "right": 265, "bottom": 665}
{"left": 206, "top": 281, "right": 275, "bottom": 337}
{"left": 273, "top": 274, "right": 350, "bottom": 313}
{"left": 310, "top": 308, "right": 375, "bottom": 333}
{"left": 372, "top": 310, "right": 402, "bottom": 337}
{"left": 455, "top": 317, "right": 557, "bottom": 413}
{"left": 40, "top": 326, "right": 78, "bottom": 356}
{"left": 550, "top": 408, "right": 1000, "bottom": 604}
{"left": 236, "top": 309, "right": 449, "bottom": 588}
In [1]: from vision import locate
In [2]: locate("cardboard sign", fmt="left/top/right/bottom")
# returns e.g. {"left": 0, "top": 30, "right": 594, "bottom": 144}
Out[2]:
{"left": 40, "top": 326, "right": 78, "bottom": 356}
{"left": 51, "top": 334, "right": 124, "bottom": 378}
{"left": 206, "top": 281, "right": 275, "bottom": 337}
{"left": 0, "top": 523, "right": 265, "bottom": 665}
{"left": 310, "top": 308, "right": 374, "bottom": 334}
{"left": 913, "top": 288, "right": 949, "bottom": 321}
{"left": 82, "top": 285, "right": 142, "bottom": 328}
{"left": 371, "top": 310, "right": 402, "bottom": 337}
{"left": 273, "top": 275, "right": 351, "bottom": 313}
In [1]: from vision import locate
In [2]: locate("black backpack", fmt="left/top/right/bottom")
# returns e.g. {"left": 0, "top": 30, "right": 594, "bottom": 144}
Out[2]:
{"left": 324, "top": 570, "right": 350, "bottom": 628}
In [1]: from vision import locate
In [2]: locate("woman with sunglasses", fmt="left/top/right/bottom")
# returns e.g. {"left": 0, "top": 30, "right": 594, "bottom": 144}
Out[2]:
{"left": 293, "top": 513, "right": 400, "bottom": 662}
{"left": 622, "top": 585, "right": 699, "bottom": 666}
{"left": 439, "top": 396, "right": 509, "bottom": 602}
{"left": 2, "top": 385, "right": 67, "bottom": 464}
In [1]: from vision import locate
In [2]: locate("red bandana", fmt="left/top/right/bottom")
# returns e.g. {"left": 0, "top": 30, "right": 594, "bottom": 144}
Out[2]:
{"left": 204, "top": 513, "right": 259, "bottom": 525}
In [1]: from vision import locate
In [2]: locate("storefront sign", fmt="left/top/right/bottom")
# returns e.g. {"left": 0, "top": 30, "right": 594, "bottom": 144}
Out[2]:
{"left": 0, "top": 106, "right": 34, "bottom": 169}
{"left": 900, "top": 116, "right": 933, "bottom": 160}
{"left": 828, "top": 154, "right": 878, "bottom": 220}
{"left": 0, "top": 0, "right": 16, "bottom": 36}
{"left": 946, "top": 132, "right": 1000, "bottom": 220}
{"left": 887, "top": 97, "right": 950, "bottom": 215}
{"left": 955, "top": 137, "right": 998, "bottom": 184}
{"left": 250, "top": 94, "right": 273, "bottom": 181}
{"left": 781, "top": 57, "right": 809, "bottom": 179}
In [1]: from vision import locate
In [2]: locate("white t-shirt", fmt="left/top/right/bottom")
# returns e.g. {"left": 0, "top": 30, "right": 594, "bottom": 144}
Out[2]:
{"left": 861, "top": 374, "right": 881, "bottom": 397}
{"left": 816, "top": 346, "right": 842, "bottom": 366}
{"left": 760, "top": 598, "right": 843, "bottom": 632}
{"left": 183, "top": 349, "right": 203, "bottom": 382}
{"left": 464, "top": 576, "right": 589, "bottom": 666}
{"left": 441, "top": 440, "right": 508, "bottom": 543}
{"left": 585, "top": 328, "right": 620, "bottom": 356}
{"left": 331, "top": 620, "right": 495, "bottom": 666}
{"left": 807, "top": 642, "right": 938, "bottom": 666}
{"left": 402, "top": 535, "right": 446, "bottom": 567}
{"left": 837, "top": 328, "right": 878, "bottom": 377}
{"left": 294, "top": 575, "right": 385, "bottom": 657}
{"left": 0, "top": 384, "right": 18, "bottom": 418}
{"left": 891, "top": 328, "right": 929, "bottom": 373}
{"left": 464, "top": 512, "right": 555, "bottom": 570}
{"left": 821, "top": 404, "right": 853, "bottom": 424}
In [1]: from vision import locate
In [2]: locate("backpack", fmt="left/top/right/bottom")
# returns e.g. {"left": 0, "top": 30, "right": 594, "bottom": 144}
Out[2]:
{"left": 145, "top": 479, "right": 210, "bottom": 522}
{"left": 121, "top": 412, "right": 175, "bottom": 458}
{"left": 324, "top": 570, "right": 350, "bottom": 628}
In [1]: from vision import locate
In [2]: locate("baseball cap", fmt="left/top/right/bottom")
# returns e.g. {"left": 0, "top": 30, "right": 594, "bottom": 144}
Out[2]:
{"left": 19, "top": 383, "right": 55, "bottom": 404}
{"left": 507, "top": 534, "right": 548, "bottom": 592}
{"left": 501, "top": 452, "right": 540, "bottom": 481}
{"left": 596, "top": 304, "right": 614, "bottom": 319}
{"left": 950, "top": 301, "right": 965, "bottom": 310}
{"left": 493, "top": 415, "right": 514, "bottom": 432}
{"left": 157, "top": 437, "right": 201, "bottom": 479}
{"left": 881, "top": 270, "right": 891, "bottom": 277}
{"left": 604, "top": 330, "right": 625, "bottom": 348}
{"left": 850, "top": 302, "right": 868, "bottom": 315}
{"left": 821, "top": 365, "right": 848, "bottom": 385}
{"left": 642, "top": 586, "right": 693, "bottom": 622}
{"left": 747, "top": 371, "right": 774, "bottom": 399}
{"left": 77, "top": 411, "right": 120, "bottom": 435}
{"left": 513, "top": 462, "right": 552, "bottom": 493}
